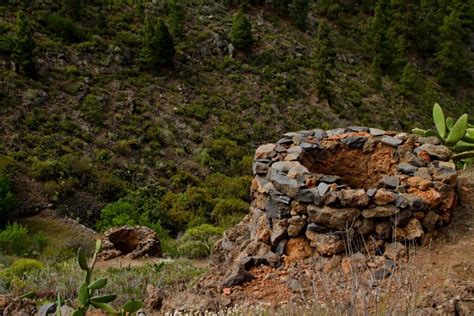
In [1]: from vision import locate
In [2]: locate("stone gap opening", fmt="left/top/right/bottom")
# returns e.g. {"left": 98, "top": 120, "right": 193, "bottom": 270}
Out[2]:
{"left": 301, "top": 146, "right": 398, "bottom": 189}
{"left": 107, "top": 230, "right": 141, "bottom": 255}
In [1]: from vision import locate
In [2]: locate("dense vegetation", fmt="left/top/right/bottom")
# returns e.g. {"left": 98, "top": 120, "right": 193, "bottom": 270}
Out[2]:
{"left": 0, "top": 0, "right": 472, "bottom": 261}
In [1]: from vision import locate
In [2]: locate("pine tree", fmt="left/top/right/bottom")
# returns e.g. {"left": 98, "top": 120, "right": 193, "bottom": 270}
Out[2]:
{"left": 289, "top": 0, "right": 310, "bottom": 30}
{"left": 435, "top": 5, "right": 469, "bottom": 86}
{"left": 11, "top": 10, "right": 36, "bottom": 77}
{"left": 167, "top": 0, "right": 185, "bottom": 39}
{"left": 313, "top": 21, "right": 335, "bottom": 99}
{"left": 229, "top": 9, "right": 254, "bottom": 51}
{"left": 139, "top": 18, "right": 175, "bottom": 69}
{"left": 366, "top": 0, "right": 389, "bottom": 72}
{"left": 397, "top": 62, "right": 423, "bottom": 97}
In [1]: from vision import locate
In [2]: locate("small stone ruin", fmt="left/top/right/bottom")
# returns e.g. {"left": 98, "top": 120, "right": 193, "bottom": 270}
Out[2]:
{"left": 250, "top": 126, "right": 458, "bottom": 257}
{"left": 98, "top": 225, "right": 162, "bottom": 260}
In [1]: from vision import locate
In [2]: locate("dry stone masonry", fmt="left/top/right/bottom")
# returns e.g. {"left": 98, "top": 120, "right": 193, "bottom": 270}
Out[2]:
{"left": 250, "top": 127, "right": 457, "bottom": 257}
{"left": 98, "top": 225, "right": 162, "bottom": 260}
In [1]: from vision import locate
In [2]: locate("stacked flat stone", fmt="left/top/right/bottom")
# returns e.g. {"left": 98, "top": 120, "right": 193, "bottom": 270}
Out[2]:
{"left": 250, "top": 127, "right": 458, "bottom": 257}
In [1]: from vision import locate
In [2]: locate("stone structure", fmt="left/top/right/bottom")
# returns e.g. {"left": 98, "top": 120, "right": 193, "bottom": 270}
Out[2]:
{"left": 98, "top": 225, "right": 162, "bottom": 260}
{"left": 161, "top": 127, "right": 461, "bottom": 313}
{"left": 249, "top": 127, "right": 457, "bottom": 258}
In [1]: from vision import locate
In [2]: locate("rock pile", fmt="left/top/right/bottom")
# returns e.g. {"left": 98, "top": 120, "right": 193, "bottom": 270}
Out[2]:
{"left": 98, "top": 225, "right": 161, "bottom": 260}
{"left": 249, "top": 127, "right": 457, "bottom": 258}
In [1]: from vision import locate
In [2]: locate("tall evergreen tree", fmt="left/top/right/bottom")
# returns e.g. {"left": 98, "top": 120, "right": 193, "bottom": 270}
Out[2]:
{"left": 435, "top": 5, "right": 470, "bottom": 86}
{"left": 167, "top": 0, "right": 185, "bottom": 39}
{"left": 11, "top": 10, "right": 36, "bottom": 77}
{"left": 289, "top": 0, "right": 310, "bottom": 30}
{"left": 139, "top": 18, "right": 175, "bottom": 69}
{"left": 229, "top": 9, "right": 254, "bottom": 51}
{"left": 313, "top": 21, "right": 335, "bottom": 99}
{"left": 366, "top": 0, "right": 389, "bottom": 71}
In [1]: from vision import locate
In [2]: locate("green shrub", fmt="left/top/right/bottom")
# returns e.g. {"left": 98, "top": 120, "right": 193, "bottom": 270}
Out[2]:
{"left": 31, "top": 159, "right": 66, "bottom": 181}
{"left": 211, "top": 197, "right": 248, "bottom": 227}
{"left": 0, "top": 173, "right": 16, "bottom": 225}
{"left": 45, "top": 14, "right": 84, "bottom": 43}
{"left": 168, "top": 187, "right": 213, "bottom": 231}
{"left": 229, "top": 8, "right": 253, "bottom": 51}
{"left": 96, "top": 200, "right": 139, "bottom": 232}
{"left": 97, "top": 175, "right": 127, "bottom": 202}
{"left": 0, "top": 223, "right": 28, "bottom": 255}
{"left": 0, "top": 258, "right": 44, "bottom": 284}
{"left": 81, "top": 94, "right": 105, "bottom": 125}
{"left": 177, "top": 224, "right": 224, "bottom": 258}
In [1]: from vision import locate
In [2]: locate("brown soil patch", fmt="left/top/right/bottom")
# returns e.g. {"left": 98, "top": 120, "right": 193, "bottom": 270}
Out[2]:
{"left": 302, "top": 143, "right": 398, "bottom": 189}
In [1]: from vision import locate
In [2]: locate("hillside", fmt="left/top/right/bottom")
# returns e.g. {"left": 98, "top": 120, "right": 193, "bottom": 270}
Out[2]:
{"left": 1, "top": 0, "right": 473, "bottom": 244}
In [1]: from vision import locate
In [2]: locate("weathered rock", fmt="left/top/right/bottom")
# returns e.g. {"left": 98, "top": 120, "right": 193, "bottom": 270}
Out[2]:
{"left": 357, "top": 218, "right": 374, "bottom": 236}
{"left": 384, "top": 242, "right": 407, "bottom": 260}
{"left": 348, "top": 126, "right": 370, "bottom": 133}
{"left": 287, "top": 215, "right": 306, "bottom": 237}
{"left": 99, "top": 226, "right": 162, "bottom": 260}
{"left": 284, "top": 146, "right": 303, "bottom": 161}
{"left": 362, "top": 205, "right": 399, "bottom": 218}
{"left": 295, "top": 188, "right": 320, "bottom": 204}
{"left": 415, "top": 167, "right": 432, "bottom": 180}
{"left": 319, "top": 174, "right": 342, "bottom": 184}
{"left": 395, "top": 194, "right": 429, "bottom": 211}
{"left": 422, "top": 211, "right": 441, "bottom": 231}
{"left": 3, "top": 298, "right": 37, "bottom": 316}
{"left": 253, "top": 159, "right": 271, "bottom": 175}
{"left": 143, "top": 284, "right": 165, "bottom": 311}
{"left": 366, "top": 188, "right": 377, "bottom": 198}
{"left": 255, "top": 144, "right": 276, "bottom": 160}
{"left": 268, "top": 170, "right": 301, "bottom": 198}
{"left": 404, "top": 218, "right": 424, "bottom": 240}
{"left": 265, "top": 190, "right": 291, "bottom": 219}
{"left": 375, "top": 221, "right": 392, "bottom": 240}
{"left": 406, "top": 176, "right": 432, "bottom": 190}
{"left": 270, "top": 219, "right": 288, "bottom": 246}
{"left": 326, "top": 128, "right": 347, "bottom": 136}
{"left": 415, "top": 144, "right": 451, "bottom": 160}
{"left": 306, "top": 231, "right": 345, "bottom": 256}
{"left": 381, "top": 136, "right": 403, "bottom": 147}
{"left": 373, "top": 189, "right": 397, "bottom": 205}
{"left": 417, "top": 136, "right": 441, "bottom": 145}
{"left": 407, "top": 188, "right": 441, "bottom": 208}
{"left": 222, "top": 265, "right": 255, "bottom": 287}
{"left": 339, "top": 189, "right": 369, "bottom": 207}
{"left": 381, "top": 176, "right": 400, "bottom": 189}
{"left": 38, "top": 303, "right": 56, "bottom": 316}
{"left": 307, "top": 205, "right": 360, "bottom": 230}
{"left": 429, "top": 163, "right": 457, "bottom": 185}
{"left": 284, "top": 237, "right": 312, "bottom": 262}
{"left": 369, "top": 128, "right": 385, "bottom": 136}
{"left": 393, "top": 209, "right": 413, "bottom": 227}
{"left": 341, "top": 136, "right": 368, "bottom": 149}
{"left": 397, "top": 163, "right": 418, "bottom": 175}
{"left": 317, "top": 182, "right": 330, "bottom": 197}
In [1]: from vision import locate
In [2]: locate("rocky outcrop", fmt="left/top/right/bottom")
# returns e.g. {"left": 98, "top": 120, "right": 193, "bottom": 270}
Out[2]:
{"left": 98, "top": 226, "right": 161, "bottom": 260}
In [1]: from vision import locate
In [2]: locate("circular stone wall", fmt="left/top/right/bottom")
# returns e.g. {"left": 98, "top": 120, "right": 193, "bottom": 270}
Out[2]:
{"left": 251, "top": 127, "right": 458, "bottom": 257}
